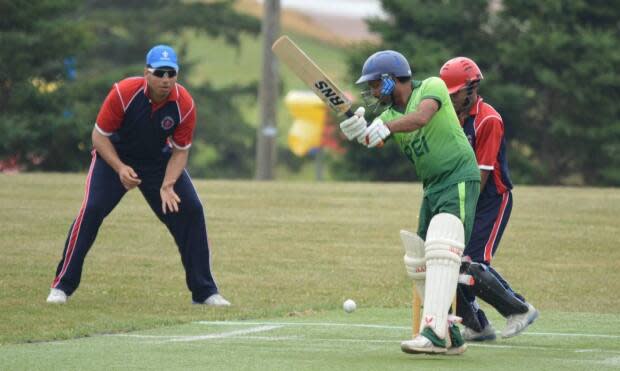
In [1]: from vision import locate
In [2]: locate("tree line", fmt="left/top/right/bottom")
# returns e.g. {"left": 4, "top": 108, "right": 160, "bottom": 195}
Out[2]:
{"left": 334, "top": 0, "right": 620, "bottom": 186}
{"left": 0, "top": 0, "right": 261, "bottom": 178}
{"left": 1, "top": 0, "right": 618, "bottom": 186}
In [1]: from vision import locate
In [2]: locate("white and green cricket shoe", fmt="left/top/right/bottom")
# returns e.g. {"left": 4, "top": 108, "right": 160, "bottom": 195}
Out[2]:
{"left": 401, "top": 327, "right": 448, "bottom": 354}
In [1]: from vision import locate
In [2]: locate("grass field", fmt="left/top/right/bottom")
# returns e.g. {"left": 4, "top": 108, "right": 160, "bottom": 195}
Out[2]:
{"left": 2, "top": 310, "right": 620, "bottom": 370}
{"left": 1, "top": 174, "right": 619, "bottom": 370}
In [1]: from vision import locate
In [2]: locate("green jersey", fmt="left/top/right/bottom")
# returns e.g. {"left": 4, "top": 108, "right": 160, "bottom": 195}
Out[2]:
{"left": 380, "top": 77, "right": 479, "bottom": 194}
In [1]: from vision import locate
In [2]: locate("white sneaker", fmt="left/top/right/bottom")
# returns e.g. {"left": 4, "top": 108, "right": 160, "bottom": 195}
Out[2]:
{"left": 46, "top": 288, "right": 68, "bottom": 304}
{"left": 193, "top": 293, "right": 231, "bottom": 306}
{"left": 462, "top": 323, "right": 497, "bottom": 341}
{"left": 501, "top": 303, "right": 539, "bottom": 338}
{"left": 401, "top": 334, "right": 447, "bottom": 354}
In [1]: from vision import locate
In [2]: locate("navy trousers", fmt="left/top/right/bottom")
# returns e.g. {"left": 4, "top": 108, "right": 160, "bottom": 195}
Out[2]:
{"left": 51, "top": 150, "right": 218, "bottom": 302}
{"left": 465, "top": 191, "right": 512, "bottom": 264}
{"left": 459, "top": 191, "right": 527, "bottom": 328}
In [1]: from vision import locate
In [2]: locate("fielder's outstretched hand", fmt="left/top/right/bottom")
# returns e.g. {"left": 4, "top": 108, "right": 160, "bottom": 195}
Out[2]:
{"left": 160, "top": 184, "right": 181, "bottom": 214}
{"left": 339, "top": 107, "right": 367, "bottom": 141}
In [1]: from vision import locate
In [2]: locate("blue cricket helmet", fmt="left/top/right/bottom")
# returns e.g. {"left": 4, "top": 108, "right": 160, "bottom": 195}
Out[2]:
{"left": 356, "top": 50, "right": 412, "bottom": 84}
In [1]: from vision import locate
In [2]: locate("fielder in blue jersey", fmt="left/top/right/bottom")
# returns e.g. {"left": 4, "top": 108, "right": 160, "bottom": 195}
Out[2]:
{"left": 46, "top": 45, "right": 230, "bottom": 307}
{"left": 440, "top": 57, "right": 538, "bottom": 340}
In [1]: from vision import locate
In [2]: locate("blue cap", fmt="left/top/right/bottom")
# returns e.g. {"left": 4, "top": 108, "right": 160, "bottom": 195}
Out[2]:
{"left": 146, "top": 45, "right": 179, "bottom": 71}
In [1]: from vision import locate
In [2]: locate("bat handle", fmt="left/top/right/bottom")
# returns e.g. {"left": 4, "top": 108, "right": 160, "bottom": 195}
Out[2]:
{"left": 343, "top": 108, "right": 385, "bottom": 148}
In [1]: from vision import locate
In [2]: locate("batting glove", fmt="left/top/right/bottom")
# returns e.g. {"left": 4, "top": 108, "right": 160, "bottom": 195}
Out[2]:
{"left": 339, "top": 107, "right": 367, "bottom": 141}
{"left": 363, "top": 118, "right": 391, "bottom": 148}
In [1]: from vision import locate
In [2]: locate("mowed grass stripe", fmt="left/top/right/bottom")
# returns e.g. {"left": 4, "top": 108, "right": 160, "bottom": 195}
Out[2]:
{"left": 98, "top": 319, "right": 620, "bottom": 354}
{"left": 194, "top": 320, "right": 620, "bottom": 339}
{"left": 3, "top": 309, "right": 618, "bottom": 371}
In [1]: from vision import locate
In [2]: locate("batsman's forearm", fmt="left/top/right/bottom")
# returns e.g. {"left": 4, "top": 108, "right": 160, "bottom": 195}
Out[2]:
{"left": 92, "top": 128, "right": 125, "bottom": 173}
{"left": 162, "top": 148, "right": 189, "bottom": 188}
{"left": 386, "top": 113, "right": 428, "bottom": 133}
{"left": 386, "top": 98, "right": 438, "bottom": 134}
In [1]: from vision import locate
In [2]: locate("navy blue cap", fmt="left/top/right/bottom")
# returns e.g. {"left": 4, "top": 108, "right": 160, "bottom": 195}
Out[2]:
{"left": 146, "top": 45, "right": 179, "bottom": 71}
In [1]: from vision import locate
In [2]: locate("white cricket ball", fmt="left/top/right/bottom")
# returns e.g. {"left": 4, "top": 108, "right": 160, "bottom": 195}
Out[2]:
{"left": 343, "top": 299, "right": 356, "bottom": 313}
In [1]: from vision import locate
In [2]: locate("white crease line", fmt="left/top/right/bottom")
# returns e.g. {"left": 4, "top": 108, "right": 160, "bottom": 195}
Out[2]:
{"left": 196, "top": 334, "right": 620, "bottom": 354}
{"left": 599, "top": 356, "right": 620, "bottom": 366}
{"left": 109, "top": 325, "right": 282, "bottom": 343}
{"left": 525, "top": 332, "right": 620, "bottom": 339}
{"left": 108, "top": 323, "right": 620, "bottom": 354}
{"left": 467, "top": 343, "right": 620, "bottom": 354}
{"left": 196, "top": 320, "right": 620, "bottom": 339}
{"left": 241, "top": 336, "right": 394, "bottom": 344}
{"left": 169, "top": 326, "right": 282, "bottom": 342}
{"left": 197, "top": 321, "right": 407, "bottom": 330}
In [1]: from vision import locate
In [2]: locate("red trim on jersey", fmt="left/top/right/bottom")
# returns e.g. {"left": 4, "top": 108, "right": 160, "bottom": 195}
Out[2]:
{"left": 94, "top": 77, "right": 195, "bottom": 148}
{"left": 475, "top": 115, "right": 503, "bottom": 168}
{"left": 95, "top": 77, "right": 144, "bottom": 134}
{"left": 52, "top": 150, "right": 97, "bottom": 288}
{"left": 483, "top": 191, "right": 509, "bottom": 262}
{"left": 171, "top": 83, "right": 196, "bottom": 148}
{"left": 471, "top": 97, "right": 508, "bottom": 194}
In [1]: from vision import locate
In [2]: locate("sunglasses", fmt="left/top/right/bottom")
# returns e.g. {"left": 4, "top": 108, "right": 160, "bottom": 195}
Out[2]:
{"left": 148, "top": 68, "right": 177, "bottom": 78}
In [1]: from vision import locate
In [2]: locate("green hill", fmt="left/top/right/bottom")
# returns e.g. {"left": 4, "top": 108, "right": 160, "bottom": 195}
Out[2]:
{"left": 185, "top": 31, "right": 351, "bottom": 91}
{"left": 182, "top": 27, "right": 354, "bottom": 179}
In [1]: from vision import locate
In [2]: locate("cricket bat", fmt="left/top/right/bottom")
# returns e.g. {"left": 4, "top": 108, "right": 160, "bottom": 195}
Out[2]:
{"left": 412, "top": 286, "right": 422, "bottom": 336}
{"left": 271, "top": 35, "right": 354, "bottom": 118}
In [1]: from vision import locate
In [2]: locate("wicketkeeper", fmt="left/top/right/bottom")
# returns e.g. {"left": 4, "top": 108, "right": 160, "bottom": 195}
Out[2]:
{"left": 439, "top": 57, "right": 538, "bottom": 341}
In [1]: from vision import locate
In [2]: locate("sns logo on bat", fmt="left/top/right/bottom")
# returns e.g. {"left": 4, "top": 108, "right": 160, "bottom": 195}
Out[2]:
{"left": 314, "top": 81, "right": 346, "bottom": 107}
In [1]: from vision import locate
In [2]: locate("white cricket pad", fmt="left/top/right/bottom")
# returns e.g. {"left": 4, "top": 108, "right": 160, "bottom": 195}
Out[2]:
{"left": 420, "top": 213, "right": 465, "bottom": 339}
{"left": 400, "top": 230, "right": 426, "bottom": 298}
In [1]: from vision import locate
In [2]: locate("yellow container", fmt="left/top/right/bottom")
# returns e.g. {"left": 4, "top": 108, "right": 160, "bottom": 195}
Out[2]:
{"left": 285, "top": 91, "right": 327, "bottom": 157}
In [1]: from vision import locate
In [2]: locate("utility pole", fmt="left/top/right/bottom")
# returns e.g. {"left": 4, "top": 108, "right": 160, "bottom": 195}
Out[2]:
{"left": 255, "top": 0, "right": 280, "bottom": 180}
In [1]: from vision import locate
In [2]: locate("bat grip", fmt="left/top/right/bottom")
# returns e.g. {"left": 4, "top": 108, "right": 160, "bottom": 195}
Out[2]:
{"left": 343, "top": 108, "right": 385, "bottom": 148}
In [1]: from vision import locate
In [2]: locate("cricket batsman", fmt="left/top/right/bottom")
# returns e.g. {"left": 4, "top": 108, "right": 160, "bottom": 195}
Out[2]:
{"left": 338, "top": 50, "right": 480, "bottom": 355}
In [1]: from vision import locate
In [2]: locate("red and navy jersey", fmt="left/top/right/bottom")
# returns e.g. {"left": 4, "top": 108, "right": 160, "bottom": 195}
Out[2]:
{"left": 462, "top": 97, "right": 513, "bottom": 197}
{"left": 95, "top": 77, "right": 196, "bottom": 166}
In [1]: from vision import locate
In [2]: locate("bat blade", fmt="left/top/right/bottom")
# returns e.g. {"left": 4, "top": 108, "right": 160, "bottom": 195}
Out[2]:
{"left": 272, "top": 35, "right": 353, "bottom": 117}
